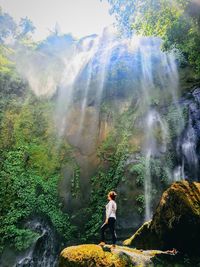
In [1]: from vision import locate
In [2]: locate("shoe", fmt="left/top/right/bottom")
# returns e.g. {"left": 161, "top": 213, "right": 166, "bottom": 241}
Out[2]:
{"left": 111, "top": 244, "right": 116, "bottom": 249}
{"left": 98, "top": 242, "right": 106, "bottom": 246}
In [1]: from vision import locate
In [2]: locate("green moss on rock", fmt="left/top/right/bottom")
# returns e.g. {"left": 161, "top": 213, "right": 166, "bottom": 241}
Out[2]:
{"left": 58, "top": 244, "right": 175, "bottom": 267}
{"left": 123, "top": 180, "right": 200, "bottom": 255}
{"left": 59, "top": 244, "right": 130, "bottom": 267}
{"left": 123, "top": 221, "right": 157, "bottom": 248}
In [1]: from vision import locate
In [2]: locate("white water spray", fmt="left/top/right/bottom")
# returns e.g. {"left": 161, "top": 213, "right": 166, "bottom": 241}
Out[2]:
{"left": 16, "top": 28, "right": 184, "bottom": 222}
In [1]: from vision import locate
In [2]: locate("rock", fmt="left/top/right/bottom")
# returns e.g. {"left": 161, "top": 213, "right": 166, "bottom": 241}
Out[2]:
{"left": 123, "top": 180, "right": 200, "bottom": 255}
{"left": 58, "top": 244, "right": 170, "bottom": 267}
{"left": 59, "top": 244, "right": 127, "bottom": 267}
{"left": 123, "top": 221, "right": 160, "bottom": 249}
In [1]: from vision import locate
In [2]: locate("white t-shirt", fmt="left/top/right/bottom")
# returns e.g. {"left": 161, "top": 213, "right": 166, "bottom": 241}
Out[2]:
{"left": 106, "top": 200, "right": 117, "bottom": 219}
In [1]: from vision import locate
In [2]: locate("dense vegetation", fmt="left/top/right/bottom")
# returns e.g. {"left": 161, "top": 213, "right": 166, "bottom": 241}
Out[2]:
{"left": 104, "top": 0, "right": 200, "bottom": 74}
{"left": 0, "top": 71, "right": 77, "bottom": 252}
{"left": 0, "top": 9, "right": 78, "bottom": 252}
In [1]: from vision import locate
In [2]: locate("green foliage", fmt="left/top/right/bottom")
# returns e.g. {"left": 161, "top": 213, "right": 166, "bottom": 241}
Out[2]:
{"left": 0, "top": 7, "right": 35, "bottom": 44}
{"left": 14, "top": 229, "right": 39, "bottom": 251}
{"left": 0, "top": 8, "right": 16, "bottom": 43}
{"left": 129, "top": 158, "right": 145, "bottom": 186}
{"left": 18, "top": 17, "right": 36, "bottom": 39}
{"left": 0, "top": 146, "right": 73, "bottom": 253}
{"left": 134, "top": 0, "right": 200, "bottom": 73}
{"left": 71, "top": 166, "right": 80, "bottom": 197}
{"left": 0, "top": 45, "right": 15, "bottom": 74}
{"left": 0, "top": 83, "right": 76, "bottom": 252}
{"left": 102, "top": 0, "right": 136, "bottom": 37}
{"left": 97, "top": 132, "right": 117, "bottom": 161}
{"left": 130, "top": 154, "right": 170, "bottom": 215}
{"left": 136, "top": 194, "right": 145, "bottom": 214}
{"left": 1, "top": 150, "right": 44, "bottom": 250}
{"left": 104, "top": 0, "right": 200, "bottom": 73}
{"left": 165, "top": 105, "right": 187, "bottom": 139}
{"left": 0, "top": 6, "right": 37, "bottom": 79}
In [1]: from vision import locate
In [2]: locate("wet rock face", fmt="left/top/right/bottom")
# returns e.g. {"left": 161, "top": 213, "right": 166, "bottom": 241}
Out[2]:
{"left": 17, "top": 219, "right": 60, "bottom": 267}
{"left": 0, "top": 218, "right": 60, "bottom": 267}
{"left": 18, "top": 222, "right": 59, "bottom": 267}
{"left": 124, "top": 180, "right": 200, "bottom": 255}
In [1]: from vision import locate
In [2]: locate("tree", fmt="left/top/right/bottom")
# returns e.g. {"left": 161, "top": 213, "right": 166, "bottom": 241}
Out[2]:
{"left": 103, "top": 0, "right": 200, "bottom": 73}
{"left": 18, "top": 17, "right": 36, "bottom": 39}
{"left": 0, "top": 8, "right": 16, "bottom": 43}
{"left": 101, "top": 0, "right": 136, "bottom": 37}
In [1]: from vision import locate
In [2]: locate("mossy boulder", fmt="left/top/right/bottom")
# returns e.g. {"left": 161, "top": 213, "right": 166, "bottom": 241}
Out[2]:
{"left": 124, "top": 180, "right": 200, "bottom": 255}
{"left": 59, "top": 244, "right": 126, "bottom": 267}
{"left": 58, "top": 244, "right": 170, "bottom": 267}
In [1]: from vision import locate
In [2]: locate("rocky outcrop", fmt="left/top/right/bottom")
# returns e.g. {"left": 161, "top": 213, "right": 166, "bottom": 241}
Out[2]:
{"left": 124, "top": 180, "right": 200, "bottom": 255}
{"left": 58, "top": 244, "right": 173, "bottom": 267}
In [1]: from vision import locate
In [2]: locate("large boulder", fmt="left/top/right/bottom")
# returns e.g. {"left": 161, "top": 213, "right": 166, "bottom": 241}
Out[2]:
{"left": 59, "top": 244, "right": 128, "bottom": 267}
{"left": 58, "top": 244, "right": 172, "bottom": 267}
{"left": 124, "top": 180, "right": 200, "bottom": 255}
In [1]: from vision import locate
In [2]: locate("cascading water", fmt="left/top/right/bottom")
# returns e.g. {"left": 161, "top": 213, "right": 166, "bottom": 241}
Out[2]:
{"left": 144, "top": 110, "right": 169, "bottom": 220}
{"left": 10, "top": 218, "right": 60, "bottom": 267}
{"left": 76, "top": 29, "right": 115, "bottom": 143}
{"left": 133, "top": 38, "right": 182, "bottom": 220}
{"left": 20, "top": 28, "right": 184, "bottom": 220}
{"left": 12, "top": 27, "right": 200, "bottom": 266}
{"left": 49, "top": 28, "right": 138, "bottom": 155}
{"left": 53, "top": 31, "right": 185, "bottom": 221}
{"left": 178, "top": 88, "right": 200, "bottom": 180}
{"left": 54, "top": 35, "right": 98, "bottom": 137}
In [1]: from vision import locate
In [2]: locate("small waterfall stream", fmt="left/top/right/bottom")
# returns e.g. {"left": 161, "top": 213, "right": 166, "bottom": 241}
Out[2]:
{"left": 179, "top": 88, "right": 200, "bottom": 180}
{"left": 134, "top": 38, "right": 182, "bottom": 220}
{"left": 144, "top": 110, "right": 169, "bottom": 220}
{"left": 14, "top": 219, "right": 60, "bottom": 267}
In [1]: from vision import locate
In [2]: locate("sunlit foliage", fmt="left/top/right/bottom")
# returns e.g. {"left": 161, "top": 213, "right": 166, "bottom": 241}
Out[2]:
{"left": 104, "top": 0, "right": 200, "bottom": 73}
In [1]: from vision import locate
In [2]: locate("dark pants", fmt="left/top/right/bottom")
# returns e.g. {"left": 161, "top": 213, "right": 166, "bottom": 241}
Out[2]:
{"left": 100, "top": 217, "right": 117, "bottom": 244}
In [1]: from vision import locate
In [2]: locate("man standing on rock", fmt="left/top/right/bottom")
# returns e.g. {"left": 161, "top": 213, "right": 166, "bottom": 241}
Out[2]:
{"left": 99, "top": 191, "right": 117, "bottom": 249}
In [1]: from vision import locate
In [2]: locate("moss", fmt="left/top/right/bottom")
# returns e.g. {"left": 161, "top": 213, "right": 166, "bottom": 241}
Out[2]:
{"left": 59, "top": 244, "right": 169, "bottom": 267}
{"left": 123, "top": 221, "right": 151, "bottom": 246}
{"left": 59, "top": 244, "right": 130, "bottom": 267}
{"left": 123, "top": 181, "right": 200, "bottom": 255}
{"left": 151, "top": 180, "right": 200, "bottom": 231}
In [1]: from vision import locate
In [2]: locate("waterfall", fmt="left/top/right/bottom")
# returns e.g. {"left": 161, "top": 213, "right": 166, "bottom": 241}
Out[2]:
{"left": 15, "top": 27, "right": 188, "bottom": 227}
{"left": 134, "top": 38, "right": 182, "bottom": 220}
{"left": 22, "top": 29, "right": 183, "bottom": 221}
{"left": 14, "top": 219, "right": 60, "bottom": 267}
{"left": 54, "top": 35, "right": 99, "bottom": 137}
{"left": 179, "top": 88, "right": 200, "bottom": 180}
{"left": 144, "top": 110, "right": 169, "bottom": 220}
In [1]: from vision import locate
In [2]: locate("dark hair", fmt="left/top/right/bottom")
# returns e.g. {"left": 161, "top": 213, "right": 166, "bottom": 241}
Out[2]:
{"left": 108, "top": 191, "right": 117, "bottom": 200}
